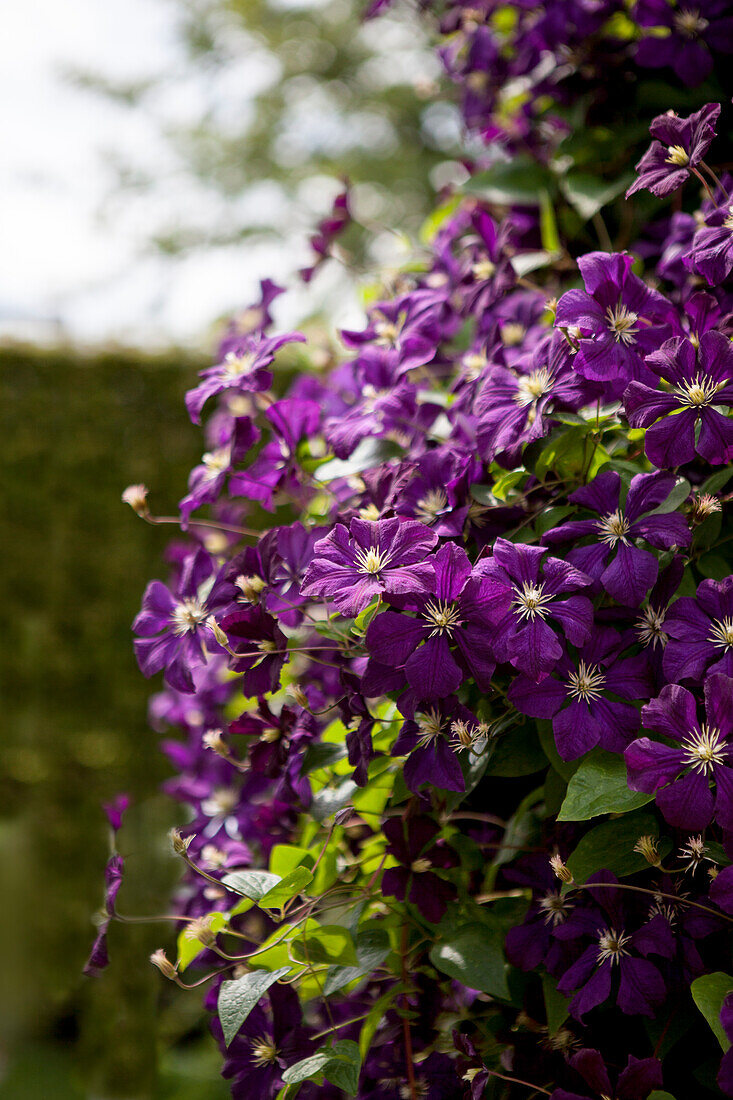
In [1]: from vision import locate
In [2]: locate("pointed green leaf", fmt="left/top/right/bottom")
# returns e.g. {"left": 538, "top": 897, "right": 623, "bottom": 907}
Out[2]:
{"left": 218, "top": 967, "right": 291, "bottom": 1047}
{"left": 222, "top": 870, "right": 282, "bottom": 899}
{"left": 558, "top": 750, "right": 654, "bottom": 821}
{"left": 691, "top": 971, "right": 733, "bottom": 1050}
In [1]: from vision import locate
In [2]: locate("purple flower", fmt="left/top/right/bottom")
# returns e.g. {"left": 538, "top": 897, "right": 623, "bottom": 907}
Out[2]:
{"left": 553, "top": 874, "right": 674, "bottom": 1020}
{"left": 381, "top": 816, "right": 457, "bottom": 923}
{"left": 554, "top": 252, "right": 674, "bottom": 390}
{"left": 626, "top": 103, "right": 720, "bottom": 198}
{"left": 394, "top": 449, "right": 477, "bottom": 536}
{"left": 133, "top": 548, "right": 222, "bottom": 693}
{"left": 180, "top": 416, "right": 259, "bottom": 525}
{"left": 625, "top": 673, "right": 733, "bottom": 831}
{"left": 474, "top": 331, "right": 596, "bottom": 464}
{"left": 551, "top": 1048, "right": 663, "bottom": 1100}
{"left": 476, "top": 538, "right": 594, "bottom": 682}
{"left": 229, "top": 399, "right": 320, "bottom": 511}
{"left": 299, "top": 186, "right": 350, "bottom": 283}
{"left": 219, "top": 606, "right": 288, "bottom": 696}
{"left": 662, "top": 575, "right": 733, "bottom": 683}
{"left": 542, "top": 470, "right": 691, "bottom": 606}
{"left": 505, "top": 854, "right": 577, "bottom": 973}
{"left": 103, "top": 793, "right": 130, "bottom": 834}
{"left": 365, "top": 543, "right": 496, "bottom": 699}
{"left": 635, "top": 0, "right": 733, "bottom": 85}
{"left": 509, "top": 626, "right": 651, "bottom": 760}
{"left": 686, "top": 196, "right": 733, "bottom": 285}
{"left": 392, "top": 697, "right": 482, "bottom": 793}
{"left": 624, "top": 332, "right": 733, "bottom": 468}
{"left": 301, "top": 517, "right": 437, "bottom": 617}
{"left": 83, "top": 853, "right": 125, "bottom": 976}
{"left": 185, "top": 331, "right": 305, "bottom": 424}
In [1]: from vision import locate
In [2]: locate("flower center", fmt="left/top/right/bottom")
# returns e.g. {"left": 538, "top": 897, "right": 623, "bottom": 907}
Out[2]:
{"left": 679, "top": 835, "right": 711, "bottom": 872}
{"left": 415, "top": 488, "right": 448, "bottom": 523}
{"left": 502, "top": 322, "right": 526, "bottom": 347}
{"left": 472, "top": 259, "right": 496, "bottom": 280}
{"left": 450, "top": 719, "right": 490, "bottom": 753}
{"left": 221, "top": 350, "right": 256, "bottom": 378}
{"left": 567, "top": 661, "right": 606, "bottom": 702}
{"left": 512, "top": 581, "right": 553, "bottom": 621}
{"left": 636, "top": 605, "right": 668, "bottom": 649}
{"left": 597, "top": 927, "right": 631, "bottom": 965}
{"left": 514, "top": 366, "right": 554, "bottom": 408}
{"left": 415, "top": 708, "right": 445, "bottom": 747}
{"left": 666, "top": 144, "right": 690, "bottom": 167}
{"left": 422, "top": 598, "right": 463, "bottom": 636}
{"left": 172, "top": 597, "right": 209, "bottom": 635}
{"left": 202, "top": 447, "right": 231, "bottom": 478}
{"left": 673, "top": 8, "right": 709, "bottom": 36}
{"left": 674, "top": 373, "right": 723, "bottom": 407}
{"left": 597, "top": 509, "right": 630, "bottom": 546}
{"left": 202, "top": 787, "right": 239, "bottom": 816}
{"left": 250, "top": 1035, "right": 279, "bottom": 1068}
{"left": 354, "top": 545, "right": 393, "bottom": 575}
{"left": 410, "top": 857, "right": 432, "bottom": 874}
{"left": 709, "top": 616, "right": 733, "bottom": 650}
{"left": 539, "top": 891, "right": 573, "bottom": 927}
{"left": 605, "top": 303, "right": 639, "bottom": 345}
{"left": 681, "top": 724, "right": 727, "bottom": 774}
{"left": 724, "top": 207, "right": 733, "bottom": 231}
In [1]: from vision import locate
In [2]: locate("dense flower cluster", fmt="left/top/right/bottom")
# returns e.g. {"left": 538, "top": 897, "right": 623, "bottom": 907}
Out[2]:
{"left": 86, "top": 3, "right": 733, "bottom": 1097}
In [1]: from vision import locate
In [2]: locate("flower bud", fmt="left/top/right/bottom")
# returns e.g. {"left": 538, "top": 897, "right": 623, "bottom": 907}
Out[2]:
{"left": 210, "top": 620, "right": 230, "bottom": 648}
{"left": 235, "top": 574, "right": 266, "bottom": 603}
{"left": 549, "top": 853, "right": 574, "bottom": 884}
{"left": 184, "top": 915, "right": 220, "bottom": 948}
{"left": 169, "top": 827, "right": 194, "bottom": 856}
{"left": 150, "top": 949, "right": 177, "bottom": 980}
{"left": 291, "top": 685, "right": 309, "bottom": 710}
{"left": 121, "top": 484, "right": 150, "bottom": 517}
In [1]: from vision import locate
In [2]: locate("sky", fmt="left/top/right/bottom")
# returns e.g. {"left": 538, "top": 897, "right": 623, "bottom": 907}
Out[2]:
{"left": 0, "top": 0, "right": 305, "bottom": 346}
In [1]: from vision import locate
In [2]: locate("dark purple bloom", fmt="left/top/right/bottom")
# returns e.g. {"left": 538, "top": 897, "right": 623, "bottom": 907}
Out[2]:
{"left": 635, "top": 0, "right": 733, "bottom": 85}
{"left": 103, "top": 793, "right": 130, "bottom": 834}
{"left": 505, "top": 854, "right": 577, "bottom": 973}
{"left": 625, "top": 673, "right": 733, "bottom": 831}
{"left": 663, "top": 575, "right": 733, "bottom": 683}
{"left": 299, "top": 186, "right": 350, "bottom": 283}
{"left": 365, "top": 543, "right": 496, "bottom": 699}
{"left": 685, "top": 201, "right": 733, "bottom": 286}
{"left": 624, "top": 332, "right": 733, "bottom": 468}
{"left": 554, "top": 252, "right": 674, "bottom": 390}
{"left": 626, "top": 102, "right": 720, "bottom": 198}
{"left": 219, "top": 606, "right": 288, "bottom": 696}
{"left": 185, "top": 331, "right": 305, "bottom": 424}
{"left": 381, "top": 816, "right": 457, "bottom": 923}
{"left": 474, "top": 331, "right": 596, "bottom": 464}
{"left": 229, "top": 399, "right": 320, "bottom": 511}
{"left": 301, "top": 517, "right": 437, "bottom": 617}
{"left": 509, "top": 626, "right": 651, "bottom": 760}
{"left": 542, "top": 470, "right": 691, "bottom": 606}
{"left": 475, "top": 538, "right": 594, "bottom": 682}
{"left": 551, "top": 1047, "right": 663, "bottom": 1100}
{"left": 392, "top": 697, "right": 482, "bottom": 793}
{"left": 394, "top": 449, "right": 477, "bottom": 536}
{"left": 84, "top": 853, "right": 125, "bottom": 976}
{"left": 553, "top": 874, "right": 674, "bottom": 1020}
{"left": 133, "top": 548, "right": 222, "bottom": 693}
{"left": 180, "top": 416, "right": 259, "bottom": 525}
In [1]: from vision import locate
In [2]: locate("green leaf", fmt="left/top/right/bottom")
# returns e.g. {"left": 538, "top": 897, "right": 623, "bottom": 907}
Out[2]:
{"left": 324, "top": 1057, "right": 360, "bottom": 1095}
{"left": 258, "top": 867, "right": 314, "bottom": 909}
{"left": 539, "top": 189, "right": 561, "bottom": 254}
{"left": 511, "top": 250, "right": 560, "bottom": 277}
{"left": 311, "top": 779, "right": 357, "bottom": 822}
{"left": 542, "top": 973, "right": 570, "bottom": 1034}
{"left": 491, "top": 468, "right": 526, "bottom": 501}
{"left": 314, "top": 437, "right": 403, "bottom": 482}
{"left": 323, "top": 927, "right": 392, "bottom": 995}
{"left": 701, "top": 467, "right": 733, "bottom": 495}
{"left": 560, "top": 171, "right": 632, "bottom": 221}
{"left": 647, "top": 1093, "right": 677, "bottom": 1100}
{"left": 222, "top": 870, "right": 282, "bottom": 900}
{"left": 644, "top": 476, "right": 690, "bottom": 515}
{"left": 566, "top": 812, "right": 662, "bottom": 883}
{"left": 301, "top": 742, "right": 348, "bottom": 775}
{"left": 430, "top": 923, "right": 510, "bottom": 999}
{"left": 282, "top": 1041, "right": 361, "bottom": 1093}
{"left": 218, "top": 967, "right": 291, "bottom": 1047}
{"left": 558, "top": 750, "right": 654, "bottom": 821}
{"left": 359, "top": 985, "right": 404, "bottom": 1060}
{"left": 487, "top": 723, "right": 547, "bottom": 777}
{"left": 691, "top": 971, "right": 733, "bottom": 1050}
{"left": 292, "top": 924, "right": 359, "bottom": 966}
{"left": 269, "top": 844, "right": 313, "bottom": 877}
{"left": 465, "top": 156, "right": 554, "bottom": 205}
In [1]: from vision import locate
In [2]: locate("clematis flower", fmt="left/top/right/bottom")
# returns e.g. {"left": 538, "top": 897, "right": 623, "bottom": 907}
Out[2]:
{"left": 364, "top": 543, "right": 496, "bottom": 699}
{"left": 717, "top": 992, "right": 733, "bottom": 1096}
{"left": 542, "top": 470, "right": 691, "bottom": 606}
{"left": 301, "top": 517, "right": 437, "bottom": 617}
{"left": 554, "top": 252, "right": 674, "bottom": 391}
{"left": 553, "top": 873, "right": 674, "bottom": 1020}
{"left": 229, "top": 398, "right": 320, "bottom": 511}
{"left": 476, "top": 538, "right": 594, "bottom": 682}
{"left": 133, "top": 548, "right": 223, "bottom": 693}
{"left": 626, "top": 102, "right": 720, "bottom": 198}
{"left": 180, "top": 416, "right": 259, "bottom": 525}
{"left": 185, "top": 331, "right": 305, "bottom": 424}
{"left": 381, "top": 816, "right": 457, "bottom": 923}
{"left": 551, "top": 1047, "right": 663, "bottom": 1100}
{"left": 474, "top": 331, "right": 596, "bottom": 465}
{"left": 624, "top": 331, "right": 733, "bottom": 468}
{"left": 625, "top": 673, "right": 733, "bottom": 831}
{"left": 391, "top": 697, "right": 483, "bottom": 793}
{"left": 635, "top": 0, "right": 733, "bottom": 86}
{"left": 299, "top": 185, "right": 350, "bottom": 283}
{"left": 219, "top": 606, "right": 288, "bottom": 696}
{"left": 504, "top": 855, "right": 577, "bottom": 973}
{"left": 662, "top": 575, "right": 733, "bottom": 683}
{"left": 684, "top": 197, "right": 733, "bottom": 286}
{"left": 83, "top": 854, "right": 125, "bottom": 976}
{"left": 509, "top": 626, "right": 651, "bottom": 759}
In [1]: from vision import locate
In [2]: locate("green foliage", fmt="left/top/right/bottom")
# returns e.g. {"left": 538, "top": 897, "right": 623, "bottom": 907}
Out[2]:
{"left": 558, "top": 750, "right": 655, "bottom": 821}
{"left": 430, "top": 923, "right": 510, "bottom": 999}
{"left": 691, "top": 973, "right": 733, "bottom": 1051}
{"left": 218, "top": 968, "right": 292, "bottom": 1047}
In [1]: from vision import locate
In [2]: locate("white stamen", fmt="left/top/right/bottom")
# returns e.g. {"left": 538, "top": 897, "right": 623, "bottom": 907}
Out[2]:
{"left": 566, "top": 661, "right": 606, "bottom": 702}
{"left": 605, "top": 303, "right": 639, "bottom": 345}
{"left": 681, "top": 723, "right": 727, "bottom": 775}
{"left": 597, "top": 509, "right": 630, "bottom": 546}
{"left": 597, "top": 927, "right": 631, "bottom": 965}
{"left": 512, "top": 581, "right": 553, "bottom": 621}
